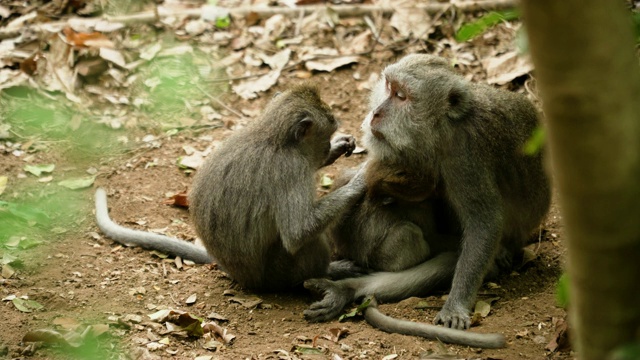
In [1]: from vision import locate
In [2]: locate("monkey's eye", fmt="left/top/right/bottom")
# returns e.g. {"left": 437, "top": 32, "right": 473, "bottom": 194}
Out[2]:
{"left": 395, "top": 90, "right": 407, "bottom": 100}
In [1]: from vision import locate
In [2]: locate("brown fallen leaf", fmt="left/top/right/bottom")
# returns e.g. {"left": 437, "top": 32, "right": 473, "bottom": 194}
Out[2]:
{"left": 203, "top": 321, "right": 235, "bottom": 344}
{"left": 229, "top": 296, "right": 263, "bottom": 309}
{"left": 546, "top": 316, "right": 570, "bottom": 352}
{"left": 324, "top": 327, "right": 350, "bottom": 343}
{"left": 52, "top": 317, "right": 81, "bottom": 331}
{"left": 163, "top": 191, "right": 190, "bottom": 208}
{"left": 62, "top": 27, "right": 114, "bottom": 48}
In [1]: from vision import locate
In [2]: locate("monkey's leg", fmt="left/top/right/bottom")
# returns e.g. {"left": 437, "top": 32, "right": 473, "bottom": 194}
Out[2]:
{"left": 304, "top": 252, "right": 457, "bottom": 322}
{"left": 326, "top": 260, "right": 370, "bottom": 280}
{"left": 262, "top": 238, "right": 332, "bottom": 290}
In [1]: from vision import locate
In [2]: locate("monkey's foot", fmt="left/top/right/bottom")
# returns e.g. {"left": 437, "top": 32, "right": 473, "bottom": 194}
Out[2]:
{"left": 433, "top": 304, "right": 471, "bottom": 330}
{"left": 303, "top": 278, "right": 355, "bottom": 322}
{"left": 327, "top": 260, "right": 370, "bottom": 280}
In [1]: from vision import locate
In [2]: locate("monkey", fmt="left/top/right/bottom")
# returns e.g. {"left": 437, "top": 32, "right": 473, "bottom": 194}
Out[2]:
{"left": 95, "top": 83, "right": 368, "bottom": 291}
{"left": 330, "top": 160, "right": 447, "bottom": 273}
{"left": 303, "top": 54, "right": 551, "bottom": 339}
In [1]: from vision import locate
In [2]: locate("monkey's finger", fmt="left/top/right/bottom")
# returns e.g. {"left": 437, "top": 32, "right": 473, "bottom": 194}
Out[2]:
{"left": 303, "top": 278, "right": 332, "bottom": 295}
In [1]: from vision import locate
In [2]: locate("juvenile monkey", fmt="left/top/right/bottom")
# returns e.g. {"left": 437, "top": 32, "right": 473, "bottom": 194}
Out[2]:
{"left": 304, "top": 55, "right": 551, "bottom": 335}
{"left": 95, "top": 84, "right": 367, "bottom": 291}
{"left": 331, "top": 161, "right": 445, "bottom": 273}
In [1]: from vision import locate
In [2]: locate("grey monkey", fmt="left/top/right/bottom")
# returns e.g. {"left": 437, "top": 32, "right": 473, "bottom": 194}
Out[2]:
{"left": 304, "top": 54, "right": 551, "bottom": 340}
{"left": 95, "top": 83, "right": 367, "bottom": 291}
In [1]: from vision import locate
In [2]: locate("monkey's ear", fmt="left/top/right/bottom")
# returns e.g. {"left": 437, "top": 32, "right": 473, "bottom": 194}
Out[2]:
{"left": 292, "top": 118, "right": 314, "bottom": 142}
{"left": 447, "top": 83, "right": 471, "bottom": 121}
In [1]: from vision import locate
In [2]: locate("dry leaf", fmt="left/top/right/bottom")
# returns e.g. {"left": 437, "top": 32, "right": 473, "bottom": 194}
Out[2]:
{"left": 305, "top": 56, "right": 362, "bottom": 72}
{"left": 99, "top": 48, "right": 126, "bottom": 67}
{"left": 229, "top": 296, "right": 263, "bottom": 309}
{"left": 52, "top": 317, "right": 81, "bottom": 331}
{"left": 390, "top": 7, "right": 433, "bottom": 38}
{"left": 185, "top": 293, "right": 197, "bottom": 305}
{"left": 326, "top": 327, "right": 349, "bottom": 343}
{"left": 62, "top": 27, "right": 115, "bottom": 48}
{"left": 233, "top": 49, "right": 291, "bottom": 99}
{"left": 483, "top": 51, "right": 534, "bottom": 85}
{"left": 233, "top": 70, "right": 282, "bottom": 100}
{"left": 474, "top": 300, "right": 491, "bottom": 317}
{"left": 163, "top": 191, "right": 189, "bottom": 208}
{"left": 203, "top": 321, "right": 236, "bottom": 344}
{"left": 546, "top": 317, "right": 569, "bottom": 352}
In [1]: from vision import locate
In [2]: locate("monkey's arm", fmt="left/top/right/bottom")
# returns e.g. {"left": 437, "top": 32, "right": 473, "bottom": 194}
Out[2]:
{"left": 277, "top": 167, "right": 366, "bottom": 254}
{"left": 322, "top": 134, "right": 356, "bottom": 167}
{"left": 435, "top": 163, "right": 503, "bottom": 330}
{"left": 94, "top": 188, "right": 213, "bottom": 264}
{"left": 304, "top": 252, "right": 457, "bottom": 322}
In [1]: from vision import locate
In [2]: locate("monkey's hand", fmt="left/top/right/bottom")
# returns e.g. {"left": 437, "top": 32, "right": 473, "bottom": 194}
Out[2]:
{"left": 327, "top": 260, "right": 370, "bottom": 280}
{"left": 303, "top": 278, "right": 355, "bottom": 322}
{"left": 323, "top": 134, "right": 356, "bottom": 167}
{"left": 434, "top": 303, "right": 471, "bottom": 330}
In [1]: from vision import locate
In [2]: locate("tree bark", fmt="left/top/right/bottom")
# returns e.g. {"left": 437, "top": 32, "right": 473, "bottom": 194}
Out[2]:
{"left": 520, "top": 1, "right": 640, "bottom": 359}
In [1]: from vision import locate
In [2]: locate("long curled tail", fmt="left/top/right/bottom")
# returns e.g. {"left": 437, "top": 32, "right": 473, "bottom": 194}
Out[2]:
{"left": 94, "top": 188, "right": 213, "bottom": 264}
{"left": 363, "top": 296, "right": 506, "bottom": 349}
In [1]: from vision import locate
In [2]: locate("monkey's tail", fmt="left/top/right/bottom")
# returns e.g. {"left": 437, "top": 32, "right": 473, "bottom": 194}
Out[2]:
{"left": 94, "top": 187, "right": 213, "bottom": 264}
{"left": 363, "top": 296, "right": 506, "bottom": 349}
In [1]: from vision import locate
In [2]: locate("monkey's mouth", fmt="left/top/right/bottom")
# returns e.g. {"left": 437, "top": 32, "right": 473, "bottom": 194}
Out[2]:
{"left": 371, "top": 128, "right": 385, "bottom": 140}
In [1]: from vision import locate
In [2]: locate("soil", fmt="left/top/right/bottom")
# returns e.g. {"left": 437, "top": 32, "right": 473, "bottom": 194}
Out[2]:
{"left": 0, "top": 4, "right": 573, "bottom": 360}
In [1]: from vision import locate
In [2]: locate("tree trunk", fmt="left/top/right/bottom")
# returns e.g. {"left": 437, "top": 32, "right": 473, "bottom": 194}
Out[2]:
{"left": 520, "top": 1, "right": 640, "bottom": 359}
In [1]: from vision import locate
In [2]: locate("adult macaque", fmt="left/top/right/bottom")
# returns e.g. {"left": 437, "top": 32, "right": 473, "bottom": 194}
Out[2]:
{"left": 304, "top": 55, "right": 551, "bottom": 338}
{"left": 96, "top": 84, "right": 366, "bottom": 291}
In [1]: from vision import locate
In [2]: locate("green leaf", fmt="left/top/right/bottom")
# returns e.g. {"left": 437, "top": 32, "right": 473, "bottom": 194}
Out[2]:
{"left": 609, "top": 342, "right": 640, "bottom": 360}
{"left": 339, "top": 296, "right": 372, "bottom": 321}
{"left": 24, "top": 164, "right": 55, "bottom": 177}
{"left": 320, "top": 174, "right": 333, "bottom": 188}
{"left": 58, "top": 176, "right": 96, "bottom": 190}
{"left": 556, "top": 272, "right": 570, "bottom": 309}
{"left": 215, "top": 15, "right": 231, "bottom": 29}
{"left": 523, "top": 126, "right": 546, "bottom": 155}
{"left": 456, "top": 10, "right": 520, "bottom": 42}
{"left": 12, "top": 298, "right": 44, "bottom": 312}
{"left": 633, "top": 11, "right": 640, "bottom": 42}
{"left": 183, "top": 319, "right": 205, "bottom": 337}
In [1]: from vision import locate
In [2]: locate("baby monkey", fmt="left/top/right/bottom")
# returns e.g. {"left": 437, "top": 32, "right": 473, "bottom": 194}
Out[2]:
{"left": 95, "top": 84, "right": 366, "bottom": 291}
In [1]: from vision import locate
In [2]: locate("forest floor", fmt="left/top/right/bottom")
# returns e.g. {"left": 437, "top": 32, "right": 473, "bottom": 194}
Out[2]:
{"left": 0, "top": 1, "right": 572, "bottom": 359}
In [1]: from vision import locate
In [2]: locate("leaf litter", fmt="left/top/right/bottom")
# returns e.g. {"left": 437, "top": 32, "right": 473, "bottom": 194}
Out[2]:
{"left": 0, "top": 0, "right": 567, "bottom": 358}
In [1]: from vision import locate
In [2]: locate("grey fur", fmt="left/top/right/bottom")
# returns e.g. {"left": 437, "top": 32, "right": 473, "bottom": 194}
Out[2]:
{"left": 95, "top": 187, "right": 212, "bottom": 264}
{"left": 364, "top": 297, "right": 506, "bottom": 348}
{"left": 95, "top": 84, "right": 366, "bottom": 291}
{"left": 304, "top": 54, "right": 551, "bottom": 340}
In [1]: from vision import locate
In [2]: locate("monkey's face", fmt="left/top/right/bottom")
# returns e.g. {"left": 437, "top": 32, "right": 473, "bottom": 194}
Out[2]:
{"left": 361, "top": 54, "right": 471, "bottom": 159}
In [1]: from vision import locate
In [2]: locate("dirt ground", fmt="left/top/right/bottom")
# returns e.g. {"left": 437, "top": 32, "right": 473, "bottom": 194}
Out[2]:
{"left": 0, "top": 2, "right": 573, "bottom": 359}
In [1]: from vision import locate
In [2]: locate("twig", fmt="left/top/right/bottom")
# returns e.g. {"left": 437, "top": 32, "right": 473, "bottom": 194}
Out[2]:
{"left": 0, "top": 1, "right": 519, "bottom": 39}
{"left": 195, "top": 84, "right": 245, "bottom": 119}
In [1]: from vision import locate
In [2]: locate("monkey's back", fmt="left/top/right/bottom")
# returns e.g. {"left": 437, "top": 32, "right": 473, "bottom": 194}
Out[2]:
{"left": 466, "top": 83, "right": 551, "bottom": 242}
{"left": 189, "top": 131, "right": 315, "bottom": 289}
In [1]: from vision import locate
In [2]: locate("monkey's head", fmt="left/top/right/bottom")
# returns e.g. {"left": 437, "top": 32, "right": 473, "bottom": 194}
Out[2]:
{"left": 361, "top": 54, "right": 472, "bottom": 162}
{"left": 258, "top": 83, "right": 338, "bottom": 166}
